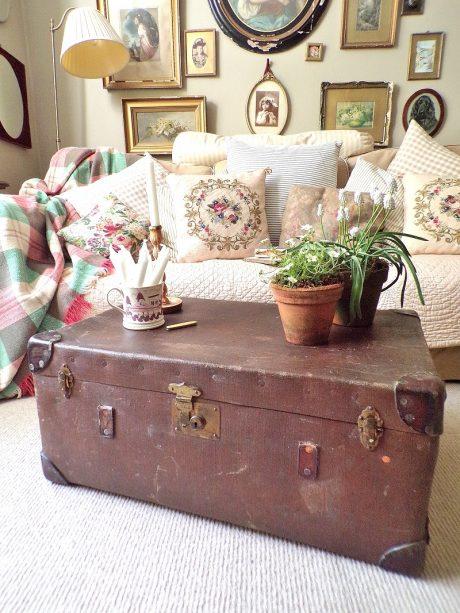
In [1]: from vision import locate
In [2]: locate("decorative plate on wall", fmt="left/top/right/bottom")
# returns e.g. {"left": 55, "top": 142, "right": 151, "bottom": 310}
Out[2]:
{"left": 208, "top": 0, "right": 331, "bottom": 53}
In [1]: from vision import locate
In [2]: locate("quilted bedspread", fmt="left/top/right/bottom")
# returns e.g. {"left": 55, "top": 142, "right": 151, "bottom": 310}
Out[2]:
{"left": 87, "top": 255, "right": 460, "bottom": 350}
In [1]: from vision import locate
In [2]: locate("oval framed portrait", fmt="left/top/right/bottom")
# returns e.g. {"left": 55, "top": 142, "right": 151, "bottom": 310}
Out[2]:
{"left": 246, "top": 63, "right": 289, "bottom": 134}
{"left": 403, "top": 89, "right": 445, "bottom": 137}
{"left": 208, "top": 0, "right": 331, "bottom": 53}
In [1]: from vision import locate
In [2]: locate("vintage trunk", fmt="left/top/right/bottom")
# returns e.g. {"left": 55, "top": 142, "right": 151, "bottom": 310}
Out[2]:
{"left": 29, "top": 298, "right": 445, "bottom": 576}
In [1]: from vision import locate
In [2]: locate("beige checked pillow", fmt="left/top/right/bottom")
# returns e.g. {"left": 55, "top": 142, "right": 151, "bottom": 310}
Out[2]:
{"left": 402, "top": 174, "right": 460, "bottom": 255}
{"left": 167, "top": 169, "right": 269, "bottom": 263}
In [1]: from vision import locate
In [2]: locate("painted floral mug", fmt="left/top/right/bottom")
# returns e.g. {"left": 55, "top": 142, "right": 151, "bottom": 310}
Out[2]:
{"left": 107, "top": 283, "right": 165, "bottom": 330}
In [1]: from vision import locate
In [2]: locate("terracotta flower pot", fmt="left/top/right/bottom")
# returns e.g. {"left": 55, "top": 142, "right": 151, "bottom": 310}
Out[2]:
{"left": 271, "top": 282, "right": 344, "bottom": 346}
{"left": 333, "top": 260, "right": 389, "bottom": 328}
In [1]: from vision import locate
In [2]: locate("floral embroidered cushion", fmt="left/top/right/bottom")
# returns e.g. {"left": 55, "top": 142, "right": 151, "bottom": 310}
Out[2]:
{"left": 166, "top": 169, "right": 270, "bottom": 263}
{"left": 58, "top": 195, "right": 149, "bottom": 258}
{"left": 279, "top": 186, "right": 376, "bottom": 247}
{"left": 402, "top": 174, "right": 460, "bottom": 255}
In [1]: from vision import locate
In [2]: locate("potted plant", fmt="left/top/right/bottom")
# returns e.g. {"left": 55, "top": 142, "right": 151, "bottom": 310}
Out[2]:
{"left": 320, "top": 186, "right": 426, "bottom": 327}
{"left": 267, "top": 228, "right": 347, "bottom": 345}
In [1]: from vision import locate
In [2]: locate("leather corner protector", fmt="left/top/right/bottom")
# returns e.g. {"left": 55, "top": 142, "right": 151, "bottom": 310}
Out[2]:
{"left": 395, "top": 375, "right": 445, "bottom": 436}
{"left": 28, "top": 332, "right": 62, "bottom": 373}
{"left": 379, "top": 540, "right": 427, "bottom": 577}
{"left": 40, "top": 451, "right": 71, "bottom": 486}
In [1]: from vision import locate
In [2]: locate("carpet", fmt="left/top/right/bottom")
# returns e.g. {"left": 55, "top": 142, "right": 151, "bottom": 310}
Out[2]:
{"left": 0, "top": 387, "right": 459, "bottom": 613}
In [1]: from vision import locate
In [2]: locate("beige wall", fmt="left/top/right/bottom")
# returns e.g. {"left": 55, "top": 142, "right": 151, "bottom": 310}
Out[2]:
{"left": 23, "top": 0, "right": 460, "bottom": 178}
{"left": 0, "top": 0, "right": 38, "bottom": 192}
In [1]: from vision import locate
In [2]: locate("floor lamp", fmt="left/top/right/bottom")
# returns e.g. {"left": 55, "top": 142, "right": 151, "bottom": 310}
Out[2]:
{"left": 50, "top": 7, "right": 129, "bottom": 150}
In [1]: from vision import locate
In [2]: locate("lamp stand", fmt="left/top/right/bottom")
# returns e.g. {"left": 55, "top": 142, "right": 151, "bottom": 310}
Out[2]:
{"left": 149, "top": 225, "right": 183, "bottom": 314}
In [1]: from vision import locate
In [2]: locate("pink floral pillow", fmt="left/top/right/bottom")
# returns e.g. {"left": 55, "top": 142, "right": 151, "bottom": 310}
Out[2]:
{"left": 58, "top": 194, "right": 149, "bottom": 257}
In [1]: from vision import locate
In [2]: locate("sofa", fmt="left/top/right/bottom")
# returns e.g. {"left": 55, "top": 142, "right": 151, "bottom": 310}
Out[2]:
{"left": 83, "top": 131, "right": 460, "bottom": 380}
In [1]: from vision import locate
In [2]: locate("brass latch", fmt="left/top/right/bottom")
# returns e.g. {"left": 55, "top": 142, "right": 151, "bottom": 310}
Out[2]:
{"left": 58, "top": 364, "right": 74, "bottom": 399}
{"left": 169, "top": 382, "right": 220, "bottom": 439}
{"left": 358, "top": 407, "right": 384, "bottom": 451}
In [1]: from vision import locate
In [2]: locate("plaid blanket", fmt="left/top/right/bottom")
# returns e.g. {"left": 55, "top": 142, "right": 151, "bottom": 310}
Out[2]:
{"left": 0, "top": 147, "right": 140, "bottom": 399}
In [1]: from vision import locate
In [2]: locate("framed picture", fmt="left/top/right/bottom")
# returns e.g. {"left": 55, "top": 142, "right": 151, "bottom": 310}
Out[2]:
{"left": 122, "top": 97, "right": 207, "bottom": 155}
{"left": 403, "top": 89, "right": 445, "bottom": 137}
{"left": 401, "top": 0, "right": 424, "bottom": 16}
{"left": 97, "top": 0, "right": 182, "bottom": 89}
{"left": 408, "top": 32, "right": 444, "bottom": 80}
{"left": 208, "top": 0, "right": 331, "bottom": 54}
{"left": 320, "top": 81, "right": 394, "bottom": 147}
{"left": 341, "top": 0, "right": 399, "bottom": 49}
{"left": 305, "top": 43, "right": 324, "bottom": 61}
{"left": 184, "top": 29, "right": 217, "bottom": 77}
{"left": 246, "top": 60, "right": 289, "bottom": 135}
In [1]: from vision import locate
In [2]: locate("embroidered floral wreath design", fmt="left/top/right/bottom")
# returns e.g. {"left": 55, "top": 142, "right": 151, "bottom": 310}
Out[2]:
{"left": 184, "top": 178, "right": 263, "bottom": 251}
{"left": 414, "top": 178, "right": 460, "bottom": 244}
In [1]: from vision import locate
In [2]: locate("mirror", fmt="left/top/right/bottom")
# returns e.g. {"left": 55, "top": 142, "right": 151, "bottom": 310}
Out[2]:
{"left": 0, "top": 46, "right": 31, "bottom": 148}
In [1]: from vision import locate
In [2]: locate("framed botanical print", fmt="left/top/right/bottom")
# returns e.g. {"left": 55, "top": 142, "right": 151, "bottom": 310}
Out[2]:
{"left": 305, "top": 43, "right": 324, "bottom": 61}
{"left": 341, "top": 0, "right": 399, "bottom": 49}
{"left": 122, "top": 97, "right": 207, "bottom": 155}
{"left": 320, "top": 81, "right": 394, "bottom": 147}
{"left": 246, "top": 60, "right": 289, "bottom": 135}
{"left": 408, "top": 33, "right": 444, "bottom": 81}
{"left": 403, "top": 89, "right": 445, "bottom": 137}
{"left": 97, "top": 0, "right": 182, "bottom": 89}
{"left": 184, "top": 29, "right": 217, "bottom": 77}
{"left": 208, "top": 0, "right": 331, "bottom": 54}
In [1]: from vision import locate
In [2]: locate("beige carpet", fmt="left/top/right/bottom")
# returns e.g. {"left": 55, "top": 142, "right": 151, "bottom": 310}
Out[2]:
{"left": 0, "top": 387, "right": 459, "bottom": 613}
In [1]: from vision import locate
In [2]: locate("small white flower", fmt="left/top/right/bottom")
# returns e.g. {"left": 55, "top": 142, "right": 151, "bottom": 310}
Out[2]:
{"left": 278, "top": 263, "right": 293, "bottom": 272}
{"left": 354, "top": 191, "right": 363, "bottom": 206}
{"left": 337, "top": 206, "right": 350, "bottom": 222}
{"left": 349, "top": 226, "right": 360, "bottom": 237}
{"left": 285, "top": 238, "right": 298, "bottom": 247}
{"left": 300, "top": 223, "right": 314, "bottom": 234}
{"left": 372, "top": 190, "right": 384, "bottom": 207}
{"left": 316, "top": 202, "right": 324, "bottom": 218}
{"left": 388, "top": 179, "right": 398, "bottom": 195}
{"left": 309, "top": 255, "right": 318, "bottom": 262}
{"left": 287, "top": 276, "right": 298, "bottom": 284}
{"left": 329, "top": 250, "right": 340, "bottom": 258}
{"left": 383, "top": 194, "right": 396, "bottom": 210}
{"left": 338, "top": 189, "right": 347, "bottom": 205}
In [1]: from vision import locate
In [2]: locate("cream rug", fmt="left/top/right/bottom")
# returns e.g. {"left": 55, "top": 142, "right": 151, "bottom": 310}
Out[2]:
{"left": 0, "top": 387, "right": 459, "bottom": 613}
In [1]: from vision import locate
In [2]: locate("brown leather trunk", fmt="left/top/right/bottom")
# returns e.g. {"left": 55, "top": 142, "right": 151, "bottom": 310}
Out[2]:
{"left": 28, "top": 298, "right": 445, "bottom": 577}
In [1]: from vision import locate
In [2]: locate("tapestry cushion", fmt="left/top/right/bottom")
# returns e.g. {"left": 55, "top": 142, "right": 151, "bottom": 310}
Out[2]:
{"left": 402, "top": 174, "right": 460, "bottom": 255}
{"left": 345, "top": 158, "right": 404, "bottom": 232}
{"left": 166, "top": 169, "right": 269, "bottom": 263}
{"left": 226, "top": 140, "right": 340, "bottom": 245}
{"left": 58, "top": 195, "right": 149, "bottom": 258}
{"left": 279, "top": 186, "right": 376, "bottom": 247}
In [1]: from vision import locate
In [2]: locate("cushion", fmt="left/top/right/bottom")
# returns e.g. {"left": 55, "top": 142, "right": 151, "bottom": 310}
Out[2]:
{"left": 226, "top": 140, "right": 340, "bottom": 245}
{"left": 402, "top": 174, "right": 460, "bottom": 255}
{"left": 172, "top": 130, "right": 373, "bottom": 166}
{"left": 279, "top": 186, "right": 375, "bottom": 247}
{"left": 166, "top": 169, "right": 269, "bottom": 263}
{"left": 345, "top": 158, "right": 404, "bottom": 232}
{"left": 389, "top": 120, "right": 460, "bottom": 179}
{"left": 58, "top": 195, "right": 149, "bottom": 258}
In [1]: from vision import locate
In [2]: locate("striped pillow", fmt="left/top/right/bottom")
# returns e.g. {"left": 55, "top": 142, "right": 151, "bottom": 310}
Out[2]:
{"left": 345, "top": 158, "right": 404, "bottom": 232}
{"left": 226, "top": 140, "right": 340, "bottom": 245}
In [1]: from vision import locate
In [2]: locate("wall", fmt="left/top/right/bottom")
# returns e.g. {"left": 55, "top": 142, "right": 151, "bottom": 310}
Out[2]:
{"left": 24, "top": 0, "right": 460, "bottom": 177}
{"left": 0, "top": 0, "right": 38, "bottom": 192}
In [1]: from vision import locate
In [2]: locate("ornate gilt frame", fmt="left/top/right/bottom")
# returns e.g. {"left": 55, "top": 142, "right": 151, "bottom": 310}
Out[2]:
{"left": 122, "top": 97, "right": 207, "bottom": 155}
{"left": 341, "top": 0, "right": 399, "bottom": 49}
{"left": 408, "top": 32, "right": 445, "bottom": 81}
{"left": 97, "top": 0, "right": 182, "bottom": 89}
{"left": 246, "top": 61, "right": 289, "bottom": 135}
{"left": 184, "top": 29, "right": 217, "bottom": 78}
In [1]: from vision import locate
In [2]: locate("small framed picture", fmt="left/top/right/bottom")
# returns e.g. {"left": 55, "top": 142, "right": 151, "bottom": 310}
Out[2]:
{"left": 408, "top": 32, "right": 444, "bottom": 80}
{"left": 320, "top": 81, "right": 394, "bottom": 147}
{"left": 403, "top": 89, "right": 445, "bottom": 137}
{"left": 246, "top": 61, "right": 289, "bottom": 135}
{"left": 184, "top": 29, "right": 217, "bottom": 77}
{"left": 305, "top": 43, "right": 324, "bottom": 61}
{"left": 401, "top": 0, "right": 424, "bottom": 16}
{"left": 122, "top": 97, "right": 207, "bottom": 155}
{"left": 341, "top": 0, "right": 400, "bottom": 49}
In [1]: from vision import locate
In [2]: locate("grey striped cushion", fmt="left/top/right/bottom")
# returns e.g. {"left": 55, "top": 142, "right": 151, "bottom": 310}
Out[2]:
{"left": 226, "top": 140, "right": 340, "bottom": 245}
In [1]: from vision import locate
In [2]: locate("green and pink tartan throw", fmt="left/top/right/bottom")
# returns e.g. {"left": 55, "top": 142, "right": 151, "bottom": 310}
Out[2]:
{"left": 0, "top": 147, "right": 140, "bottom": 399}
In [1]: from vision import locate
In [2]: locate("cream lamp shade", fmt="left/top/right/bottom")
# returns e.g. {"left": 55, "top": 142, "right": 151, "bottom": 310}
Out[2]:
{"left": 60, "top": 7, "right": 129, "bottom": 78}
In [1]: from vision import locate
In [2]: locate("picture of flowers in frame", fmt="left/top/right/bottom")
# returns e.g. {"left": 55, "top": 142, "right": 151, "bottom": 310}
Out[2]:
{"left": 184, "top": 29, "right": 217, "bottom": 77}
{"left": 97, "top": 0, "right": 182, "bottom": 89}
{"left": 305, "top": 43, "right": 324, "bottom": 61}
{"left": 408, "top": 32, "right": 445, "bottom": 81}
{"left": 320, "top": 81, "right": 394, "bottom": 147}
{"left": 341, "top": 0, "right": 399, "bottom": 49}
{"left": 122, "top": 97, "right": 207, "bottom": 155}
{"left": 246, "top": 60, "right": 289, "bottom": 135}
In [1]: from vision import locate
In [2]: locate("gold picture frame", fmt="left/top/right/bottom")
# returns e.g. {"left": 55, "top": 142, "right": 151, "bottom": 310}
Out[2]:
{"left": 184, "top": 29, "right": 217, "bottom": 77}
{"left": 246, "top": 61, "right": 289, "bottom": 135}
{"left": 97, "top": 0, "right": 182, "bottom": 90}
{"left": 320, "top": 81, "right": 394, "bottom": 147}
{"left": 122, "top": 97, "right": 207, "bottom": 155}
{"left": 341, "top": 0, "right": 399, "bottom": 49}
{"left": 305, "top": 43, "right": 324, "bottom": 61}
{"left": 408, "top": 32, "right": 445, "bottom": 81}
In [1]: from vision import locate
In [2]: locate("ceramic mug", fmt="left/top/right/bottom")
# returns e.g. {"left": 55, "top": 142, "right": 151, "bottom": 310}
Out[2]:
{"left": 107, "top": 283, "right": 165, "bottom": 330}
